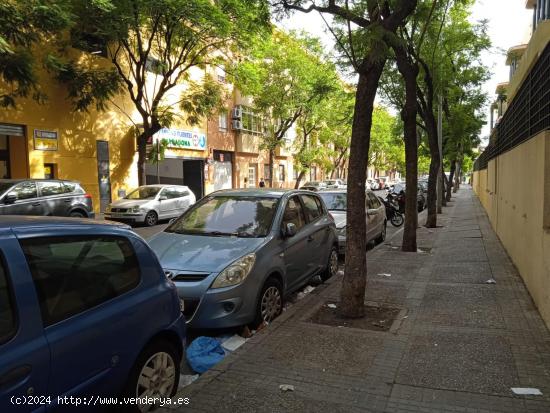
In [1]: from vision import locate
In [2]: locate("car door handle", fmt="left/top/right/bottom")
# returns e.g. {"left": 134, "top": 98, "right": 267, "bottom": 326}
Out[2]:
{"left": 0, "top": 365, "right": 32, "bottom": 388}
{"left": 64, "top": 199, "right": 71, "bottom": 203}
{"left": 31, "top": 202, "right": 41, "bottom": 207}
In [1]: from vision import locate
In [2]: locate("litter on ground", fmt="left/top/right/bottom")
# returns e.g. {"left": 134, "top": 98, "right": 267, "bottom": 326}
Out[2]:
{"left": 327, "top": 303, "right": 337, "bottom": 309}
{"left": 485, "top": 278, "right": 497, "bottom": 284}
{"left": 221, "top": 335, "right": 247, "bottom": 352}
{"left": 378, "top": 273, "right": 392, "bottom": 277}
{"left": 511, "top": 387, "right": 543, "bottom": 396}
{"left": 279, "top": 384, "right": 295, "bottom": 392}
{"left": 179, "top": 374, "right": 199, "bottom": 389}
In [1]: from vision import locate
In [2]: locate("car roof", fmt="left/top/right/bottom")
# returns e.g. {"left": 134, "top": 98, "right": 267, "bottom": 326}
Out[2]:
{"left": 0, "top": 178, "right": 81, "bottom": 184}
{"left": 0, "top": 216, "right": 127, "bottom": 230}
{"left": 209, "top": 188, "right": 317, "bottom": 198}
{"left": 319, "top": 188, "right": 374, "bottom": 194}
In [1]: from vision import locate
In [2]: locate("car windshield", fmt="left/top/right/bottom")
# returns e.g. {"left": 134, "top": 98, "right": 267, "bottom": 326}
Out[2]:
{"left": 318, "top": 192, "right": 347, "bottom": 211}
{"left": 165, "top": 195, "right": 279, "bottom": 237}
{"left": 125, "top": 186, "right": 160, "bottom": 200}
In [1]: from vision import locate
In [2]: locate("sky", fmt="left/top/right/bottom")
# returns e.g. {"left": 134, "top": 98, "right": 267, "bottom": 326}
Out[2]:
{"left": 279, "top": 0, "right": 534, "bottom": 143}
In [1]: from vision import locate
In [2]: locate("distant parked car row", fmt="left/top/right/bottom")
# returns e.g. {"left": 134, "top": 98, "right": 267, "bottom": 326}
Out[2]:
{"left": 300, "top": 179, "right": 347, "bottom": 192}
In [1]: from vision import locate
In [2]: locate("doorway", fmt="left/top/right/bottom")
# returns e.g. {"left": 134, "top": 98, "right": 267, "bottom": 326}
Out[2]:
{"left": 96, "top": 141, "right": 112, "bottom": 212}
{"left": 183, "top": 160, "right": 204, "bottom": 199}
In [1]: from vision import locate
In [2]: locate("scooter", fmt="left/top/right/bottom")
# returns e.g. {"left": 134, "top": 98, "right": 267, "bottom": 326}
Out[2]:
{"left": 379, "top": 196, "right": 404, "bottom": 227}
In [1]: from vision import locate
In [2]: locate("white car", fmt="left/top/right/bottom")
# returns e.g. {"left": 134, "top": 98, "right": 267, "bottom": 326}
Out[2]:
{"left": 323, "top": 179, "right": 347, "bottom": 189}
{"left": 104, "top": 184, "right": 196, "bottom": 226}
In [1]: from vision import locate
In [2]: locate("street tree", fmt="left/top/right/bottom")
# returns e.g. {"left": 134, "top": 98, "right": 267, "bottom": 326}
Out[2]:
{"left": 236, "top": 31, "right": 337, "bottom": 187}
{"left": 53, "top": 0, "right": 269, "bottom": 185}
{"left": 0, "top": 0, "right": 71, "bottom": 107}
{"left": 294, "top": 86, "right": 355, "bottom": 187}
{"left": 277, "top": 0, "right": 418, "bottom": 318}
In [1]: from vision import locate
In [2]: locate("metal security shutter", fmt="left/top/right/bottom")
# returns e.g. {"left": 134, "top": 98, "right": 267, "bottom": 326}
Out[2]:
{"left": 0, "top": 124, "right": 24, "bottom": 136}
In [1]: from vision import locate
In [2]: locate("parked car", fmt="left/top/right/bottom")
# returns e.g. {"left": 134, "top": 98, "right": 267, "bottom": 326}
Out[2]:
{"left": 0, "top": 179, "right": 94, "bottom": 218}
{"left": 105, "top": 184, "right": 196, "bottom": 227}
{"left": 148, "top": 189, "right": 339, "bottom": 329}
{"left": 318, "top": 189, "right": 386, "bottom": 255}
{"left": 323, "top": 179, "right": 346, "bottom": 189}
{"left": 0, "top": 217, "right": 185, "bottom": 411}
{"left": 300, "top": 181, "right": 327, "bottom": 192}
{"left": 370, "top": 179, "right": 380, "bottom": 190}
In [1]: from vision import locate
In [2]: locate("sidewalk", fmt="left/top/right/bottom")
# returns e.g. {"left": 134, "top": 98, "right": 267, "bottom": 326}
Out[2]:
{"left": 162, "top": 187, "right": 550, "bottom": 412}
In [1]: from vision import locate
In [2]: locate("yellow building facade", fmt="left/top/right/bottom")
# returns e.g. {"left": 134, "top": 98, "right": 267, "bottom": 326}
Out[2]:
{"left": 0, "top": 50, "right": 305, "bottom": 213}
{"left": 472, "top": 10, "right": 550, "bottom": 327}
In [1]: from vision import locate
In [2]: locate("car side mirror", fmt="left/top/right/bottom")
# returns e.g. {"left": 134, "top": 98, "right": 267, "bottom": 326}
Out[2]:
{"left": 284, "top": 222, "right": 297, "bottom": 237}
{"left": 159, "top": 196, "right": 167, "bottom": 201}
{"left": 4, "top": 194, "right": 16, "bottom": 204}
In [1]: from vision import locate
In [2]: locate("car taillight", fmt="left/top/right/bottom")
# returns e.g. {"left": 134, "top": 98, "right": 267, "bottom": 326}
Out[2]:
{"left": 84, "top": 194, "right": 92, "bottom": 199}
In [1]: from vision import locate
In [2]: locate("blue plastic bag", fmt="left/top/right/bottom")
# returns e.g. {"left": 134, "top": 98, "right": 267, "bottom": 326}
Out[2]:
{"left": 186, "top": 336, "right": 226, "bottom": 373}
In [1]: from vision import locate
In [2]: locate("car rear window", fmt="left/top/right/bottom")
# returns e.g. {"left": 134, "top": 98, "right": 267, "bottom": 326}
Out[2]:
{"left": 301, "top": 194, "right": 323, "bottom": 222}
{"left": 0, "top": 256, "right": 16, "bottom": 345}
{"left": 20, "top": 236, "right": 140, "bottom": 327}
{"left": 63, "top": 182, "right": 84, "bottom": 194}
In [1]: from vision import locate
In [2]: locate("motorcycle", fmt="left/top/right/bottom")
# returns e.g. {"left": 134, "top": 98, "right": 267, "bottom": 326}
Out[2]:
{"left": 379, "top": 196, "right": 404, "bottom": 227}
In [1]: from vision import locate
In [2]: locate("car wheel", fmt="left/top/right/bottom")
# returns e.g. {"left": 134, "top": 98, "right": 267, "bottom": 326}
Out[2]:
{"left": 376, "top": 221, "right": 387, "bottom": 244}
{"left": 69, "top": 211, "right": 85, "bottom": 218}
{"left": 320, "top": 246, "right": 338, "bottom": 282}
{"left": 122, "top": 339, "right": 181, "bottom": 413}
{"left": 253, "top": 277, "right": 283, "bottom": 328}
{"left": 144, "top": 211, "right": 158, "bottom": 227}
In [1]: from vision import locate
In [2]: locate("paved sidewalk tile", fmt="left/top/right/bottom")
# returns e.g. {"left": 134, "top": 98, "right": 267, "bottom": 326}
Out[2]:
{"left": 160, "top": 187, "right": 550, "bottom": 412}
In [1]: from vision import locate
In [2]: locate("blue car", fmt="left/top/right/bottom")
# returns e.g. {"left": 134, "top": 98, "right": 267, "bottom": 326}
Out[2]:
{"left": 149, "top": 189, "right": 339, "bottom": 329}
{"left": 0, "top": 217, "right": 185, "bottom": 412}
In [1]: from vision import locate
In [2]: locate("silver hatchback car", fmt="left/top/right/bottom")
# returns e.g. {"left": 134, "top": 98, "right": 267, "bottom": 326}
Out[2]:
{"left": 318, "top": 189, "right": 386, "bottom": 255}
{"left": 148, "top": 189, "right": 339, "bottom": 329}
{"left": 105, "top": 185, "right": 196, "bottom": 226}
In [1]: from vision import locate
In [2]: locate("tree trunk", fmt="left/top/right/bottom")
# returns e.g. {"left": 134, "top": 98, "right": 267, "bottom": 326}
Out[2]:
{"left": 137, "top": 135, "right": 148, "bottom": 186}
{"left": 339, "top": 62, "right": 385, "bottom": 319}
{"left": 453, "top": 160, "right": 460, "bottom": 192}
{"left": 394, "top": 46, "right": 419, "bottom": 252}
{"left": 294, "top": 170, "right": 306, "bottom": 189}
{"left": 417, "top": 61, "right": 439, "bottom": 228}
{"left": 446, "top": 160, "right": 455, "bottom": 202}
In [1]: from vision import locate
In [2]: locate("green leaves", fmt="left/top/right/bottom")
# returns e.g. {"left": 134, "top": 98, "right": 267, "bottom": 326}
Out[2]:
{"left": 180, "top": 75, "right": 225, "bottom": 126}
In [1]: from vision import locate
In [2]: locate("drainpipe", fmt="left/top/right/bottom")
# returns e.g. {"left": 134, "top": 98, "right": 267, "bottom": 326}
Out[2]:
{"left": 546, "top": 0, "right": 549, "bottom": 20}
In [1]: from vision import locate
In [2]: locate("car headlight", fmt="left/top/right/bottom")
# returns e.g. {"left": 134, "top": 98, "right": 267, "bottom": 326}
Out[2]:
{"left": 211, "top": 253, "right": 256, "bottom": 289}
{"left": 131, "top": 205, "right": 143, "bottom": 213}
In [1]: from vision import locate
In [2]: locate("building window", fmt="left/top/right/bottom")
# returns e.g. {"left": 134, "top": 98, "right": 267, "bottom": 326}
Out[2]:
{"left": 145, "top": 57, "right": 164, "bottom": 74}
{"left": 219, "top": 112, "right": 228, "bottom": 131}
{"left": 248, "top": 166, "right": 256, "bottom": 188}
{"left": 263, "top": 164, "right": 271, "bottom": 181}
{"left": 279, "top": 165, "right": 285, "bottom": 182}
{"left": 293, "top": 167, "right": 298, "bottom": 180}
{"left": 217, "top": 65, "right": 226, "bottom": 83}
{"left": 240, "top": 106, "right": 264, "bottom": 134}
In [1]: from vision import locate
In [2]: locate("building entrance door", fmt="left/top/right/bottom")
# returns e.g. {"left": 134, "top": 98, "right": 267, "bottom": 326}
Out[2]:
{"left": 96, "top": 141, "right": 111, "bottom": 212}
{"left": 0, "top": 136, "right": 10, "bottom": 179}
{"left": 183, "top": 160, "right": 204, "bottom": 199}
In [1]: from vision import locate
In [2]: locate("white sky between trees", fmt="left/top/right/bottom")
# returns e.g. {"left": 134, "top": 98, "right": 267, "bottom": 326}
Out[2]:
{"left": 280, "top": 0, "right": 532, "bottom": 145}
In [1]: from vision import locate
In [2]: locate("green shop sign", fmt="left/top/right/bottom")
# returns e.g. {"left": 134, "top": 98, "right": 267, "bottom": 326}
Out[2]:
{"left": 154, "top": 128, "right": 207, "bottom": 151}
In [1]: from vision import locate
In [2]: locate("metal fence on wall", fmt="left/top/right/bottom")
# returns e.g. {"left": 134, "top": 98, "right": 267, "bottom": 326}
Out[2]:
{"left": 474, "top": 41, "right": 550, "bottom": 171}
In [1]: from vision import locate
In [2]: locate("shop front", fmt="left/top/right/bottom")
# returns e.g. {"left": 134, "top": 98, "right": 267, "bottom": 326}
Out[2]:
{"left": 145, "top": 127, "right": 208, "bottom": 199}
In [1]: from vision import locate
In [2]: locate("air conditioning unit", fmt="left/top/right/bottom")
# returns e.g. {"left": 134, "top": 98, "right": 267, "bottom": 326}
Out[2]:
{"left": 231, "top": 120, "right": 243, "bottom": 130}
{"left": 232, "top": 106, "right": 242, "bottom": 119}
